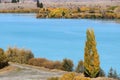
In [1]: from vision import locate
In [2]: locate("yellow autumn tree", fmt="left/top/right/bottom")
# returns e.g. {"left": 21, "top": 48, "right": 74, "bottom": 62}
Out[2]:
{"left": 84, "top": 29, "right": 100, "bottom": 78}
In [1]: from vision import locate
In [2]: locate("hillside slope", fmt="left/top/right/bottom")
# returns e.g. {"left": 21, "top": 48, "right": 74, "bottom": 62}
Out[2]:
{"left": 0, "top": 62, "right": 117, "bottom": 80}
{"left": 0, "top": 62, "right": 65, "bottom": 80}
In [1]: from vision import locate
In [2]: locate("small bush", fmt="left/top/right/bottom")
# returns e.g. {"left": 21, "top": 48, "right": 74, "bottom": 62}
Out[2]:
{"left": 28, "top": 58, "right": 62, "bottom": 70}
{"left": 80, "top": 7, "right": 90, "bottom": 12}
{"left": 0, "top": 48, "right": 8, "bottom": 69}
{"left": 5, "top": 47, "right": 34, "bottom": 64}
{"left": 104, "top": 13, "right": 116, "bottom": 19}
{"left": 108, "top": 67, "right": 119, "bottom": 79}
{"left": 61, "top": 59, "right": 74, "bottom": 71}
{"left": 60, "top": 72, "right": 75, "bottom": 80}
{"left": 47, "top": 77, "right": 59, "bottom": 80}
{"left": 74, "top": 76, "right": 90, "bottom": 80}
{"left": 60, "top": 72, "right": 90, "bottom": 80}
{"left": 28, "top": 58, "right": 47, "bottom": 66}
{"left": 98, "top": 68, "right": 105, "bottom": 77}
{"left": 75, "top": 60, "right": 84, "bottom": 73}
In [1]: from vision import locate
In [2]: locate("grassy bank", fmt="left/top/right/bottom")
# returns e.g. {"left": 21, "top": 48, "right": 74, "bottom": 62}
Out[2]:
{"left": 0, "top": 4, "right": 120, "bottom": 19}
{"left": 36, "top": 6, "right": 120, "bottom": 19}
{"left": 0, "top": 9, "right": 39, "bottom": 13}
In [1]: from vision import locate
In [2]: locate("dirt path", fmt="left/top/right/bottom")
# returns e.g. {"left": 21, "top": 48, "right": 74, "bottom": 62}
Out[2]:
{"left": 0, "top": 62, "right": 66, "bottom": 80}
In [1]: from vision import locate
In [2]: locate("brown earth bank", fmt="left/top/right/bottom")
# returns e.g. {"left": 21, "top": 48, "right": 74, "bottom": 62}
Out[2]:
{"left": 0, "top": 62, "right": 117, "bottom": 80}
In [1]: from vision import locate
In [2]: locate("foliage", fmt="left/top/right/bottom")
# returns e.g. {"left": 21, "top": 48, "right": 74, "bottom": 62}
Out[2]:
{"left": 48, "top": 8, "right": 70, "bottom": 18}
{"left": 108, "top": 6, "right": 118, "bottom": 10}
{"left": 80, "top": 7, "right": 90, "bottom": 12}
{"left": 0, "top": 48, "right": 8, "bottom": 69}
{"left": 11, "top": 0, "right": 18, "bottom": 3}
{"left": 77, "top": 7, "right": 81, "bottom": 12}
{"left": 37, "top": 0, "right": 43, "bottom": 8}
{"left": 60, "top": 72, "right": 90, "bottom": 80}
{"left": 75, "top": 60, "right": 84, "bottom": 73}
{"left": 98, "top": 68, "right": 106, "bottom": 77}
{"left": 39, "top": 3, "right": 43, "bottom": 8}
{"left": 60, "top": 72, "right": 75, "bottom": 80}
{"left": 36, "top": 6, "right": 120, "bottom": 19}
{"left": 61, "top": 59, "right": 74, "bottom": 72}
{"left": 47, "top": 77, "right": 59, "bottom": 80}
{"left": 108, "top": 67, "right": 119, "bottom": 79}
{"left": 48, "top": 72, "right": 90, "bottom": 80}
{"left": 84, "top": 29, "right": 100, "bottom": 78}
{"left": 5, "top": 47, "right": 34, "bottom": 64}
{"left": 28, "top": 58, "right": 62, "bottom": 69}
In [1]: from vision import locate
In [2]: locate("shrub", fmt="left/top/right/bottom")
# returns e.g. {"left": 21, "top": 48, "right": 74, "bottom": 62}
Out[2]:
{"left": 28, "top": 58, "right": 62, "bottom": 70}
{"left": 11, "top": 0, "right": 17, "bottom": 3}
{"left": 47, "top": 77, "right": 59, "bottom": 80}
{"left": 84, "top": 29, "right": 100, "bottom": 78}
{"left": 48, "top": 8, "right": 70, "bottom": 18}
{"left": 74, "top": 76, "right": 90, "bottom": 80}
{"left": 43, "top": 61, "right": 56, "bottom": 69}
{"left": 104, "top": 13, "right": 116, "bottom": 19}
{"left": 108, "top": 67, "right": 119, "bottom": 79}
{"left": 0, "top": 48, "right": 8, "bottom": 69}
{"left": 75, "top": 60, "right": 84, "bottom": 73}
{"left": 60, "top": 72, "right": 75, "bottom": 80}
{"left": 28, "top": 58, "right": 47, "bottom": 66}
{"left": 80, "top": 7, "right": 90, "bottom": 12}
{"left": 51, "top": 61, "right": 62, "bottom": 69}
{"left": 77, "top": 7, "right": 81, "bottom": 12}
{"left": 61, "top": 59, "right": 74, "bottom": 71}
{"left": 60, "top": 72, "right": 90, "bottom": 80}
{"left": 37, "top": 0, "right": 43, "bottom": 8}
{"left": 114, "top": 7, "right": 120, "bottom": 13}
{"left": 108, "top": 6, "right": 118, "bottom": 10}
{"left": 5, "top": 47, "right": 34, "bottom": 64}
{"left": 98, "top": 68, "right": 105, "bottom": 77}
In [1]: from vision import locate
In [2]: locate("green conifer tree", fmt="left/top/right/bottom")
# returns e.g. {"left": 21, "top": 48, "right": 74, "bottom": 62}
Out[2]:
{"left": 84, "top": 29, "right": 100, "bottom": 78}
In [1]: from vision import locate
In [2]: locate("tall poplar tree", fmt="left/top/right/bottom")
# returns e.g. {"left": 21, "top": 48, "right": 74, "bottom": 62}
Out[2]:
{"left": 84, "top": 29, "right": 100, "bottom": 78}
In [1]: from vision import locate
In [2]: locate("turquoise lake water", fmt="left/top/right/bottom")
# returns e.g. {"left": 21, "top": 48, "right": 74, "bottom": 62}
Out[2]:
{"left": 0, "top": 13, "right": 120, "bottom": 73}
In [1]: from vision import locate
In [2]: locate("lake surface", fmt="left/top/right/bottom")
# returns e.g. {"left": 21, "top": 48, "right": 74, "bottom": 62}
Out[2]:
{"left": 0, "top": 13, "right": 120, "bottom": 73}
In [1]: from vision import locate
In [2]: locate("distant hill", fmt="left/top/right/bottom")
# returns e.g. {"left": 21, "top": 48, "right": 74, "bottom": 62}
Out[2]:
{"left": 1, "top": 0, "right": 120, "bottom": 3}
